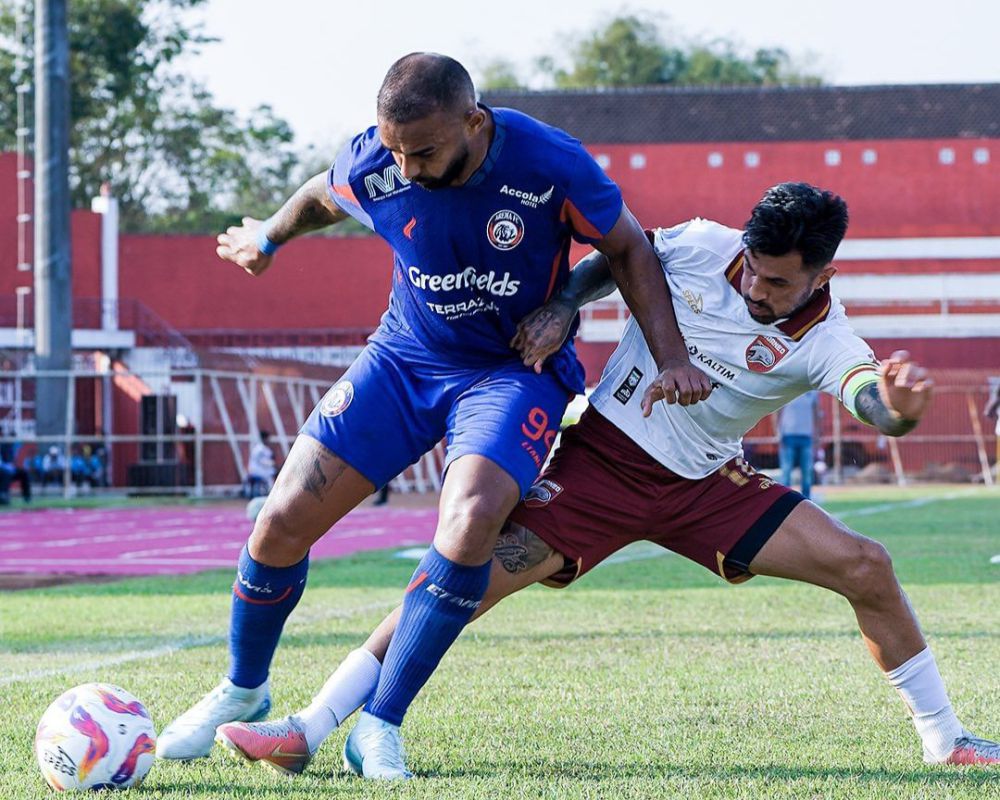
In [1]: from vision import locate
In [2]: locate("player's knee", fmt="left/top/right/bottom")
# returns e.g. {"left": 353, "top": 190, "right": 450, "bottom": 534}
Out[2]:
{"left": 249, "top": 505, "right": 311, "bottom": 564}
{"left": 436, "top": 494, "right": 511, "bottom": 561}
{"left": 841, "top": 538, "right": 896, "bottom": 603}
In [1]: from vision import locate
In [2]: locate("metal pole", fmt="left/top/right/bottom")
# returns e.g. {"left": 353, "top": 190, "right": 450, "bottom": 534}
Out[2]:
{"left": 194, "top": 371, "right": 204, "bottom": 498}
{"left": 33, "top": 0, "right": 73, "bottom": 437}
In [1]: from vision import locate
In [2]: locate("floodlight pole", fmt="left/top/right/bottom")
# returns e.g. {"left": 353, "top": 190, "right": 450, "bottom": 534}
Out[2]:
{"left": 33, "top": 0, "right": 73, "bottom": 439}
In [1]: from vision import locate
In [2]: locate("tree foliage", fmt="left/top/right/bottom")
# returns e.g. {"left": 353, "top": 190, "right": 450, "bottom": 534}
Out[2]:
{"left": 483, "top": 15, "right": 823, "bottom": 91}
{"left": 0, "top": 0, "right": 302, "bottom": 233}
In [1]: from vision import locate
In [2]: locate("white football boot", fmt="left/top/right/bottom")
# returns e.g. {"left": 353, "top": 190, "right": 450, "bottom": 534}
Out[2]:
{"left": 156, "top": 678, "right": 271, "bottom": 760}
{"left": 342, "top": 711, "right": 413, "bottom": 780}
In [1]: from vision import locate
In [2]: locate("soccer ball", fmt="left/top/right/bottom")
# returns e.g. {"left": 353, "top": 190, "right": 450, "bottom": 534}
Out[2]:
{"left": 35, "top": 683, "right": 156, "bottom": 792}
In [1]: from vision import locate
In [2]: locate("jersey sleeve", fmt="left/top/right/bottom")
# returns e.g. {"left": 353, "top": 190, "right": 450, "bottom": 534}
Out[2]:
{"left": 326, "top": 135, "right": 374, "bottom": 231}
{"left": 807, "top": 327, "right": 881, "bottom": 422}
{"left": 561, "top": 147, "right": 624, "bottom": 245}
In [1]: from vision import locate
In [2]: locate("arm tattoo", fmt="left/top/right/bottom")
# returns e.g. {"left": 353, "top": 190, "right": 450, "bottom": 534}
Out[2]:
{"left": 268, "top": 172, "right": 344, "bottom": 243}
{"left": 854, "top": 383, "right": 918, "bottom": 437}
{"left": 493, "top": 522, "right": 556, "bottom": 574}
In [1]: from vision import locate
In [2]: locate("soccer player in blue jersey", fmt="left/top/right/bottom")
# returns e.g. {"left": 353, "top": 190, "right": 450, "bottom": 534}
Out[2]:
{"left": 156, "top": 53, "right": 712, "bottom": 773}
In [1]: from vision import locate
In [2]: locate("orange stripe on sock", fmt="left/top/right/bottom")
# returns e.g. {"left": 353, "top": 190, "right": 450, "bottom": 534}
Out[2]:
{"left": 232, "top": 583, "right": 293, "bottom": 605}
{"left": 405, "top": 571, "right": 429, "bottom": 593}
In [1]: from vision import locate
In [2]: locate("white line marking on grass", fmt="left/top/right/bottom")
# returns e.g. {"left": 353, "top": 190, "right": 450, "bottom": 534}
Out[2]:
{"left": 395, "top": 547, "right": 429, "bottom": 560}
{"left": 596, "top": 543, "right": 671, "bottom": 568}
{"left": 0, "top": 600, "right": 396, "bottom": 687}
{"left": 831, "top": 490, "right": 976, "bottom": 520}
{"left": 0, "top": 557, "right": 239, "bottom": 567}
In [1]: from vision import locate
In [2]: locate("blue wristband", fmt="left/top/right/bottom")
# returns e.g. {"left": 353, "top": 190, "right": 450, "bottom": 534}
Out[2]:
{"left": 256, "top": 226, "right": 280, "bottom": 256}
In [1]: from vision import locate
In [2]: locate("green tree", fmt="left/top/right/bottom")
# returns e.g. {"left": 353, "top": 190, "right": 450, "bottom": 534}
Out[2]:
{"left": 478, "top": 58, "right": 525, "bottom": 91}
{"left": 540, "top": 14, "right": 823, "bottom": 89}
{"left": 0, "top": 0, "right": 302, "bottom": 233}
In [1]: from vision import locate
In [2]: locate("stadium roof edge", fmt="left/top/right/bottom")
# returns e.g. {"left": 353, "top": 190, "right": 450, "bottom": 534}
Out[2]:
{"left": 481, "top": 83, "right": 1000, "bottom": 143}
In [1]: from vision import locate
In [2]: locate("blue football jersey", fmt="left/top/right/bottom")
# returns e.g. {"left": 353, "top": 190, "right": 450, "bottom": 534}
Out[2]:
{"left": 327, "top": 107, "right": 623, "bottom": 394}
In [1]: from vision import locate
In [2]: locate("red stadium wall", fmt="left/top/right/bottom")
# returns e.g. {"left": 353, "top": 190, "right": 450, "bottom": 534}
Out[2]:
{"left": 591, "top": 139, "right": 1000, "bottom": 239}
{"left": 118, "top": 234, "right": 392, "bottom": 332}
{"left": 2, "top": 136, "right": 998, "bottom": 378}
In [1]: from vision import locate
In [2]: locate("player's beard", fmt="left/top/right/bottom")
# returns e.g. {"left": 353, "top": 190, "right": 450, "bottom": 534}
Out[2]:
{"left": 413, "top": 143, "right": 470, "bottom": 190}
{"left": 744, "top": 284, "right": 815, "bottom": 324}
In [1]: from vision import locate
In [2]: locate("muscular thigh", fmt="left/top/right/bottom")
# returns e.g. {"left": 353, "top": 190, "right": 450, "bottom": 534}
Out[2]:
{"left": 300, "top": 342, "right": 451, "bottom": 490}
{"left": 748, "top": 500, "right": 879, "bottom": 590}
{"left": 249, "top": 435, "right": 375, "bottom": 564}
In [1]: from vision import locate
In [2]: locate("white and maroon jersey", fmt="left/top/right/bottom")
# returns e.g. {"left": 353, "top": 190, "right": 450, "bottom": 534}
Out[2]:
{"left": 589, "top": 219, "right": 880, "bottom": 479}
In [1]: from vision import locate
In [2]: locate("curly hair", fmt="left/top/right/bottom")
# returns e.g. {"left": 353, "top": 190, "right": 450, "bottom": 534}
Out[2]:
{"left": 743, "top": 183, "right": 849, "bottom": 269}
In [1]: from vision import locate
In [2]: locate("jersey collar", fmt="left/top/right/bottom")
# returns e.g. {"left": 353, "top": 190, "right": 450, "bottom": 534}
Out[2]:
{"left": 726, "top": 251, "right": 832, "bottom": 342}
{"left": 464, "top": 105, "right": 506, "bottom": 187}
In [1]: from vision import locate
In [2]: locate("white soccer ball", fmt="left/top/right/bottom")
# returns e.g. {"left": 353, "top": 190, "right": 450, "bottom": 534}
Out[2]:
{"left": 35, "top": 683, "right": 156, "bottom": 792}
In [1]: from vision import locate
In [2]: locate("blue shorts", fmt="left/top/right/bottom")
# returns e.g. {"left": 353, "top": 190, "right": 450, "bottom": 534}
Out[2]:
{"left": 300, "top": 341, "right": 571, "bottom": 496}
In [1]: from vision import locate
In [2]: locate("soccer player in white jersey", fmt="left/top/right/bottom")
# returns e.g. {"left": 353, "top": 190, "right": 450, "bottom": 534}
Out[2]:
{"left": 216, "top": 183, "right": 999, "bottom": 776}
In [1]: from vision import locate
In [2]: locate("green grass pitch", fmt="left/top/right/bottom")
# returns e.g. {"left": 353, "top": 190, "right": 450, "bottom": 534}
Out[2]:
{"left": 2, "top": 487, "right": 998, "bottom": 798}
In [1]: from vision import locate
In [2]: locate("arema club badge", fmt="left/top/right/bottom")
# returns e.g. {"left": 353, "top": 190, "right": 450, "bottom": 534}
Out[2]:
{"left": 320, "top": 381, "right": 354, "bottom": 417}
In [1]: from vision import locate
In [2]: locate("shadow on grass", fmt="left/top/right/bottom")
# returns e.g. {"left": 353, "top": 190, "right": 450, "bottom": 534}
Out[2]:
{"left": 427, "top": 757, "right": 999, "bottom": 787}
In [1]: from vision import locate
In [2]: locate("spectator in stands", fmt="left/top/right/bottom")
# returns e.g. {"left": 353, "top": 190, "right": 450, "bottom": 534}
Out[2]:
{"left": 89, "top": 446, "right": 108, "bottom": 488}
{"left": 245, "top": 431, "right": 276, "bottom": 498}
{"left": 71, "top": 447, "right": 92, "bottom": 489}
{"left": 0, "top": 442, "right": 32, "bottom": 504}
{"left": 985, "top": 381, "right": 1000, "bottom": 479}
{"left": 778, "top": 391, "right": 820, "bottom": 499}
{"left": 42, "top": 445, "right": 67, "bottom": 489}
{"left": 985, "top": 381, "right": 1000, "bottom": 430}
{"left": 373, "top": 482, "right": 391, "bottom": 506}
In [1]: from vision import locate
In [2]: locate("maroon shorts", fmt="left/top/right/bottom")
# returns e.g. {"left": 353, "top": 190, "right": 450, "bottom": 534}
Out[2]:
{"left": 507, "top": 407, "right": 803, "bottom": 586}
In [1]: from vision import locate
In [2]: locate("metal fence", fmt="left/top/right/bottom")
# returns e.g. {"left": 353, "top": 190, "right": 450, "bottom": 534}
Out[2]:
{"left": 746, "top": 384, "right": 997, "bottom": 487}
{"left": 0, "top": 365, "right": 445, "bottom": 498}
{"left": 0, "top": 365, "right": 995, "bottom": 500}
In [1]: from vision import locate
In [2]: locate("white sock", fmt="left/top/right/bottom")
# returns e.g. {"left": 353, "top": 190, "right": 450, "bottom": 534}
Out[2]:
{"left": 885, "top": 647, "right": 964, "bottom": 760}
{"left": 297, "top": 648, "right": 381, "bottom": 753}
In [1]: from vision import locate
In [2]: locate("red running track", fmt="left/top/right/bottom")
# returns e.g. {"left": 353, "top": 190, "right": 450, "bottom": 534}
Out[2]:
{"left": 0, "top": 505, "right": 437, "bottom": 576}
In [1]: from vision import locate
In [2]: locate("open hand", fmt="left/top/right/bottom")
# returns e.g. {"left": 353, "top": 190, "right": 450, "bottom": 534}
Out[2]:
{"left": 878, "top": 350, "right": 933, "bottom": 421}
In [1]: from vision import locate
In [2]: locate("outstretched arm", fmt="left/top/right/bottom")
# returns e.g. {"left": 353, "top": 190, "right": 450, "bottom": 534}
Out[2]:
{"left": 854, "top": 350, "right": 933, "bottom": 437}
{"left": 216, "top": 171, "right": 349, "bottom": 277}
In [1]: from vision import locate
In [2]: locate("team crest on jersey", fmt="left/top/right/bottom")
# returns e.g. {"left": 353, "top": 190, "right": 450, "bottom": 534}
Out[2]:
{"left": 320, "top": 380, "right": 354, "bottom": 417}
{"left": 745, "top": 335, "right": 789, "bottom": 373}
{"left": 486, "top": 209, "right": 525, "bottom": 251}
{"left": 523, "top": 478, "right": 563, "bottom": 508}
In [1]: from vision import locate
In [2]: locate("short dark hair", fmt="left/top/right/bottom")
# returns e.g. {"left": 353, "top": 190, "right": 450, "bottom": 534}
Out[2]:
{"left": 743, "top": 183, "right": 849, "bottom": 270}
{"left": 377, "top": 52, "right": 476, "bottom": 124}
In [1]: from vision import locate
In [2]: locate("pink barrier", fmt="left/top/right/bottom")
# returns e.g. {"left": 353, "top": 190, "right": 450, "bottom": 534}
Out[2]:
{"left": 0, "top": 505, "right": 437, "bottom": 576}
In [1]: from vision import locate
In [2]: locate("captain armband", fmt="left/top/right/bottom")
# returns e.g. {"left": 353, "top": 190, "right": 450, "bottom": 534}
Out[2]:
{"left": 838, "top": 362, "right": 880, "bottom": 422}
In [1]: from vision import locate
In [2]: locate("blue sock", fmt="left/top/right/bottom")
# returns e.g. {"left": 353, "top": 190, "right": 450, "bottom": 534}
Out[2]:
{"left": 365, "top": 546, "right": 490, "bottom": 725}
{"left": 228, "top": 545, "right": 309, "bottom": 689}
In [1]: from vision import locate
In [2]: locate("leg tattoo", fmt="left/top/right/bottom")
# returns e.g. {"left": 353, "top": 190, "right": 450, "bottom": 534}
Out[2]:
{"left": 493, "top": 522, "right": 556, "bottom": 574}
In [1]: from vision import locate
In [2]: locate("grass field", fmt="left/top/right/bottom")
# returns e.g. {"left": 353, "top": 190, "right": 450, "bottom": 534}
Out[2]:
{"left": 2, "top": 486, "right": 998, "bottom": 799}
